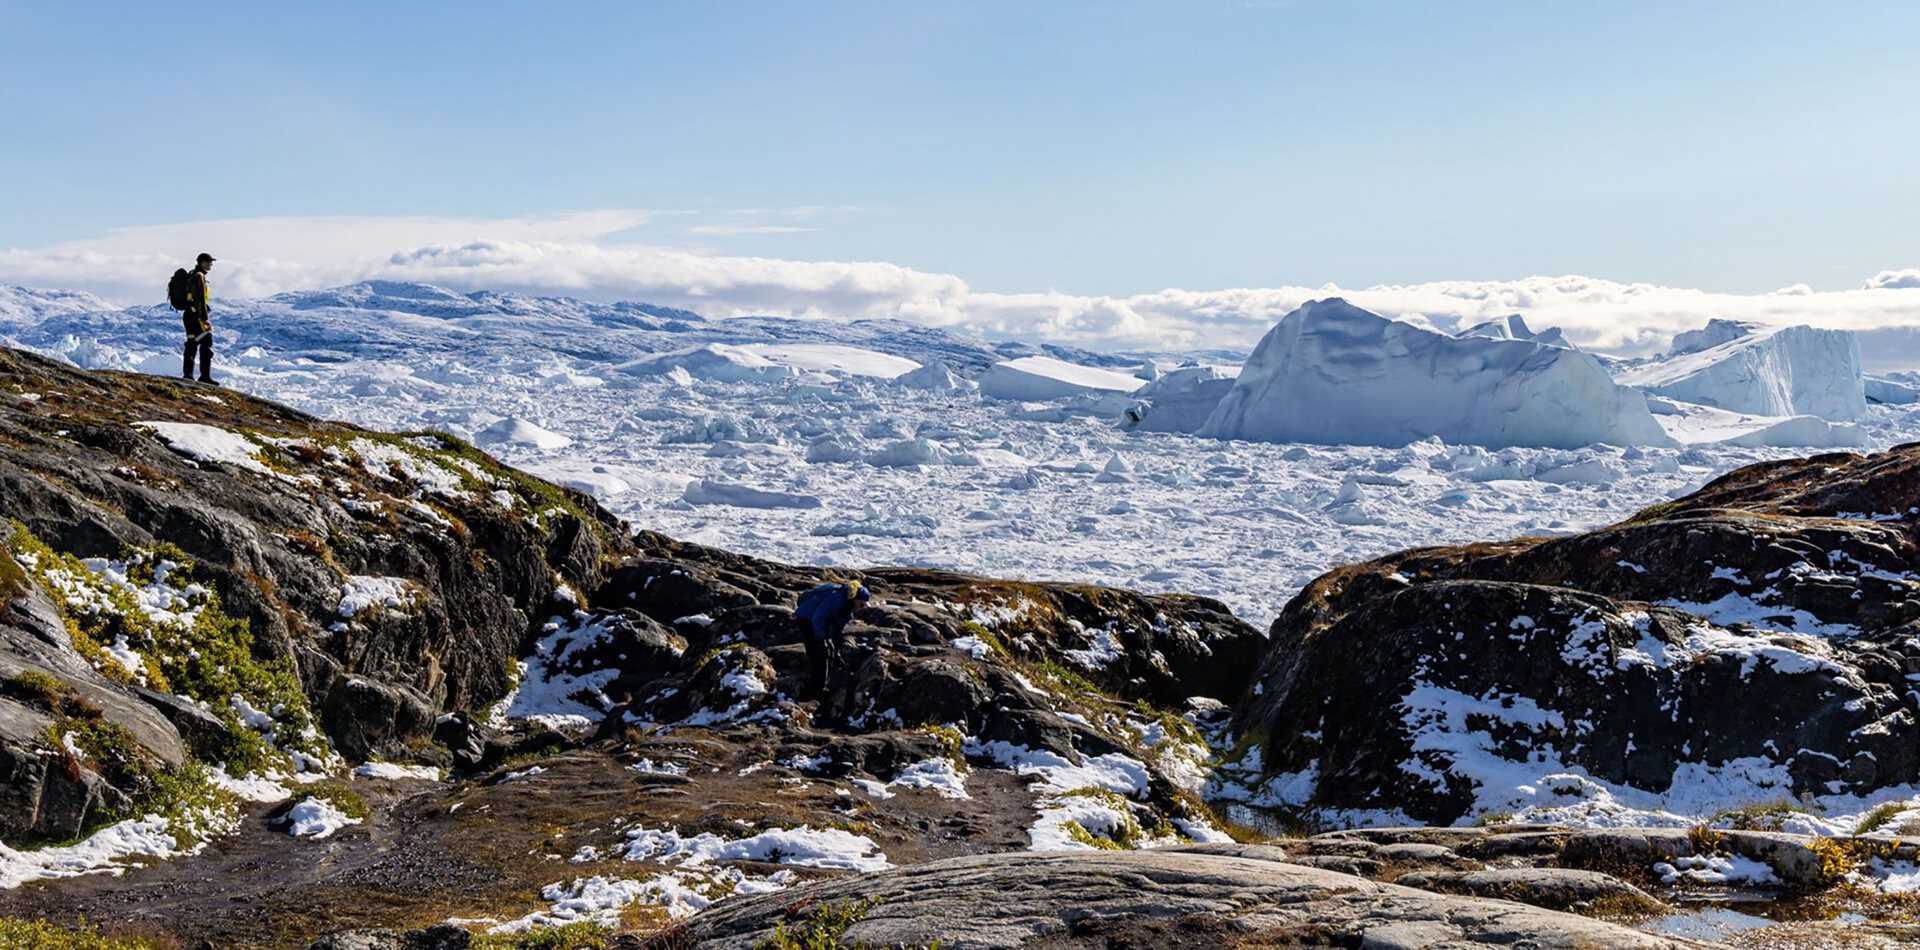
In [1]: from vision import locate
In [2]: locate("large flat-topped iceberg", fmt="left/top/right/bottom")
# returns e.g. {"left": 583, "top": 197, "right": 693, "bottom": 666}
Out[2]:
{"left": 736, "top": 343, "right": 920, "bottom": 379}
{"left": 1619, "top": 324, "right": 1866, "bottom": 421}
{"left": 979, "top": 356, "right": 1146, "bottom": 401}
{"left": 1198, "top": 299, "right": 1674, "bottom": 449}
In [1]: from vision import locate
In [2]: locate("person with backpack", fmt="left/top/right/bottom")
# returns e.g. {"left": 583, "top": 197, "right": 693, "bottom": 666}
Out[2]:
{"left": 793, "top": 578, "right": 871, "bottom": 697}
{"left": 168, "top": 253, "right": 216, "bottom": 384}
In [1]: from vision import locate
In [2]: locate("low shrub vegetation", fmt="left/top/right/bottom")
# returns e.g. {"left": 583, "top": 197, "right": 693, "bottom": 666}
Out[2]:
{"left": 0, "top": 917, "right": 168, "bottom": 950}
{"left": 756, "top": 898, "right": 878, "bottom": 950}
{"left": 472, "top": 922, "right": 616, "bottom": 950}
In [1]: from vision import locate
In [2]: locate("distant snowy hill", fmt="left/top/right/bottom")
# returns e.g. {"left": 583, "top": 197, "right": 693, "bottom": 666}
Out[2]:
{"left": 1198, "top": 299, "right": 1673, "bottom": 449}
{"left": 9, "top": 280, "right": 1162, "bottom": 378}
{"left": 0, "top": 285, "right": 116, "bottom": 327}
{"left": 1618, "top": 323, "right": 1867, "bottom": 421}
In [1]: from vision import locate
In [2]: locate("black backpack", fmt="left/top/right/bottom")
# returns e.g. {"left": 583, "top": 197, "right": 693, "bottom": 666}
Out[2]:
{"left": 167, "top": 268, "right": 194, "bottom": 311}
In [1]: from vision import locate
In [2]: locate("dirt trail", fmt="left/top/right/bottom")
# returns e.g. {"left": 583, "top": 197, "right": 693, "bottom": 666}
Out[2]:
{"left": 0, "top": 742, "right": 1044, "bottom": 948}
{"left": 0, "top": 782, "right": 481, "bottom": 948}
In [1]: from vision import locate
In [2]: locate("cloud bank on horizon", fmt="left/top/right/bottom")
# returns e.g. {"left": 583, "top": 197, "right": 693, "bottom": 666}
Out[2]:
{"left": 3, "top": 212, "right": 1917, "bottom": 357}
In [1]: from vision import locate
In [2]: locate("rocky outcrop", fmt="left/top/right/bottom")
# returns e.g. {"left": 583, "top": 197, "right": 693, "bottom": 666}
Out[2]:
{"left": 489, "top": 528, "right": 1273, "bottom": 855}
{"left": 1392, "top": 868, "right": 1663, "bottom": 914}
{"left": 0, "top": 347, "right": 631, "bottom": 839}
{"left": 609, "top": 531, "right": 1266, "bottom": 710}
{"left": 0, "top": 580, "right": 190, "bottom": 840}
{"left": 656, "top": 849, "right": 1696, "bottom": 949}
{"left": 1233, "top": 443, "right": 1920, "bottom": 824}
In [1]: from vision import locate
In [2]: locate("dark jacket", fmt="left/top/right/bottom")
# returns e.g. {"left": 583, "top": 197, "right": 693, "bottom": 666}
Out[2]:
{"left": 794, "top": 582, "right": 869, "bottom": 641}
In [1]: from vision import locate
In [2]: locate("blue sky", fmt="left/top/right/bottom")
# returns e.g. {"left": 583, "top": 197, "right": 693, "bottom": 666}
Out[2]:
{"left": 3, "top": 1, "right": 1918, "bottom": 343}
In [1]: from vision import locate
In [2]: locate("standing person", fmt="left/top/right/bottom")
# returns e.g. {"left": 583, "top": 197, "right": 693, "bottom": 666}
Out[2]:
{"left": 793, "top": 579, "right": 871, "bottom": 697}
{"left": 171, "top": 253, "right": 216, "bottom": 384}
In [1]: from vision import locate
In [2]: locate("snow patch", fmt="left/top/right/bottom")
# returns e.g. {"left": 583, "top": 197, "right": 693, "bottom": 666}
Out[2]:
{"left": 336, "top": 575, "right": 414, "bottom": 618}
{"left": 283, "top": 797, "right": 360, "bottom": 839}
{"left": 620, "top": 823, "right": 892, "bottom": 872}
{"left": 135, "top": 421, "right": 272, "bottom": 474}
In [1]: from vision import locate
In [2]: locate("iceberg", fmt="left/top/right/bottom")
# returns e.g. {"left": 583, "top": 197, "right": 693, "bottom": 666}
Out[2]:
{"left": 1120, "top": 365, "right": 1239, "bottom": 433}
{"left": 1865, "top": 375, "right": 1920, "bottom": 406}
{"left": 1620, "top": 324, "right": 1867, "bottom": 421}
{"left": 1667, "top": 319, "right": 1763, "bottom": 357}
{"left": 895, "top": 358, "right": 977, "bottom": 392}
{"left": 474, "top": 417, "right": 573, "bottom": 451}
{"left": 1456, "top": 314, "right": 1571, "bottom": 349}
{"left": 1198, "top": 299, "right": 1674, "bottom": 449}
{"left": 612, "top": 344, "right": 796, "bottom": 384}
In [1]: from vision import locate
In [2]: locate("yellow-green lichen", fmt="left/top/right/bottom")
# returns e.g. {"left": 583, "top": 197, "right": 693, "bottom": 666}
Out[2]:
{"left": 8, "top": 521, "right": 321, "bottom": 774}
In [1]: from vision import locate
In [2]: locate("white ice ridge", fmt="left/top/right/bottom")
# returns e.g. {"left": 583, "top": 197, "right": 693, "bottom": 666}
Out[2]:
{"left": 1200, "top": 299, "right": 1675, "bottom": 449}
{"left": 980, "top": 356, "right": 1146, "bottom": 401}
{"left": 1456, "top": 314, "right": 1571, "bottom": 349}
{"left": 738, "top": 343, "right": 920, "bottom": 379}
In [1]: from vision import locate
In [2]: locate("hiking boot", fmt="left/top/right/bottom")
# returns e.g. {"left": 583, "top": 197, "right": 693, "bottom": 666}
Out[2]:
{"left": 198, "top": 377, "right": 219, "bottom": 386}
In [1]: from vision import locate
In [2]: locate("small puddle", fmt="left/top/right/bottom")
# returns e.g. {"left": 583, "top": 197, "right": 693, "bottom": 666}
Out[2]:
{"left": 1639, "top": 907, "right": 1775, "bottom": 941}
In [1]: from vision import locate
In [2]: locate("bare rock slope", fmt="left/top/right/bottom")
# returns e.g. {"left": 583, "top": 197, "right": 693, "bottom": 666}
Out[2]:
{"left": 1235, "top": 442, "right": 1920, "bottom": 824}
{"left": 664, "top": 849, "right": 1698, "bottom": 949}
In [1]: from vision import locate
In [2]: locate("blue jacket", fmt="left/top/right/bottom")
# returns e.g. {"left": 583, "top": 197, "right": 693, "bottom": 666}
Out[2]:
{"left": 795, "top": 582, "right": 868, "bottom": 641}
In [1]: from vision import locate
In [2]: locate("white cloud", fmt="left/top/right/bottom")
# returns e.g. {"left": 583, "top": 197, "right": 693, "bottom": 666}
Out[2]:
{"left": 4, "top": 213, "right": 1920, "bottom": 356}
{"left": 377, "top": 238, "right": 970, "bottom": 326}
{"left": 0, "top": 211, "right": 652, "bottom": 303}
{"left": 1866, "top": 269, "right": 1920, "bottom": 290}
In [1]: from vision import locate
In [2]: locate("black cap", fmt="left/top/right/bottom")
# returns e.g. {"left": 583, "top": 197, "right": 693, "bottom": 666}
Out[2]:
{"left": 196, "top": 253, "right": 215, "bottom": 263}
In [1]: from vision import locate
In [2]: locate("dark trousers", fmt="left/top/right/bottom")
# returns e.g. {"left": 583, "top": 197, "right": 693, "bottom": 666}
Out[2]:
{"left": 804, "top": 630, "right": 843, "bottom": 692}
{"left": 182, "top": 314, "right": 212, "bottom": 380}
